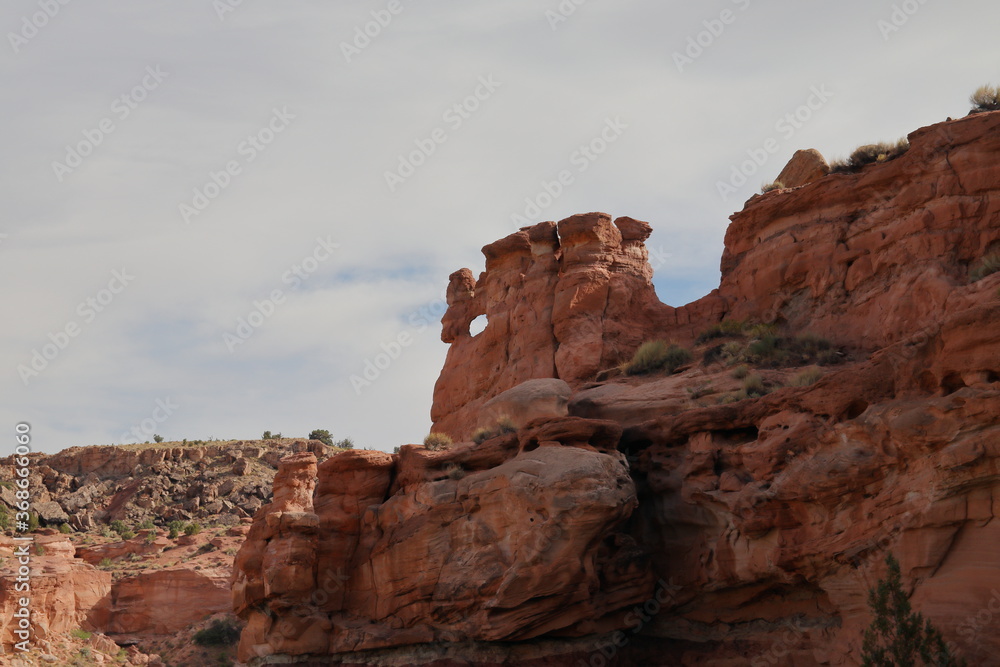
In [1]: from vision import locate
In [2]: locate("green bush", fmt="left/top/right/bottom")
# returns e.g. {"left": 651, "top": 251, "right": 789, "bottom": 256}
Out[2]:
{"left": 308, "top": 429, "right": 333, "bottom": 446}
{"left": 70, "top": 628, "right": 92, "bottom": 641}
{"left": 423, "top": 433, "right": 453, "bottom": 451}
{"left": 109, "top": 519, "right": 135, "bottom": 540}
{"left": 0, "top": 504, "right": 11, "bottom": 530}
{"left": 59, "top": 523, "right": 73, "bottom": 534}
{"left": 720, "top": 329, "right": 835, "bottom": 368}
{"left": 861, "top": 554, "right": 966, "bottom": 666}
{"left": 791, "top": 367, "right": 824, "bottom": 387}
{"left": 970, "top": 254, "right": 1000, "bottom": 282}
{"left": 472, "top": 416, "right": 519, "bottom": 445}
{"left": 193, "top": 619, "right": 241, "bottom": 647}
{"left": 144, "top": 531, "right": 158, "bottom": 544}
{"left": 334, "top": 438, "right": 354, "bottom": 450}
{"left": 761, "top": 181, "right": 785, "bottom": 194}
{"left": 830, "top": 138, "right": 909, "bottom": 173}
{"left": 970, "top": 84, "right": 1000, "bottom": 113}
{"left": 137, "top": 518, "right": 155, "bottom": 530}
{"left": 696, "top": 319, "right": 746, "bottom": 343}
{"left": 167, "top": 520, "right": 185, "bottom": 539}
{"left": 184, "top": 522, "right": 202, "bottom": 536}
{"left": 27, "top": 513, "right": 39, "bottom": 532}
{"left": 262, "top": 431, "right": 280, "bottom": 440}
{"left": 98, "top": 557, "right": 113, "bottom": 568}
{"left": 731, "top": 364, "right": 750, "bottom": 380}
{"left": 153, "top": 434, "right": 164, "bottom": 443}
{"left": 621, "top": 341, "right": 693, "bottom": 376}
{"left": 444, "top": 463, "right": 465, "bottom": 480}
{"left": 742, "top": 374, "right": 768, "bottom": 398}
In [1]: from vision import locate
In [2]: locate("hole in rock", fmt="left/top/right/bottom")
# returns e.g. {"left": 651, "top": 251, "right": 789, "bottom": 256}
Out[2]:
{"left": 940, "top": 372, "right": 967, "bottom": 396}
{"left": 713, "top": 427, "right": 760, "bottom": 445}
{"left": 841, "top": 399, "right": 869, "bottom": 421}
{"left": 987, "top": 371, "right": 1000, "bottom": 384}
{"left": 469, "top": 314, "right": 488, "bottom": 337}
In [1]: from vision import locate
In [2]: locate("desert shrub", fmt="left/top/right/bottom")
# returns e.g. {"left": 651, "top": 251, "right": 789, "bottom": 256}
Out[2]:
{"left": 167, "top": 520, "right": 185, "bottom": 539}
{"left": 70, "top": 628, "right": 92, "bottom": 640}
{"left": 137, "top": 518, "right": 155, "bottom": 530}
{"left": 144, "top": 531, "right": 158, "bottom": 544}
{"left": 193, "top": 619, "right": 241, "bottom": 647}
{"left": 59, "top": 523, "right": 72, "bottom": 534}
{"left": 98, "top": 558, "right": 113, "bottom": 568}
{"left": 861, "top": 553, "right": 966, "bottom": 666}
{"left": 27, "top": 513, "right": 40, "bottom": 532}
{"left": 970, "top": 254, "right": 1000, "bottom": 282}
{"left": 184, "top": 522, "right": 202, "bottom": 536}
{"left": 731, "top": 364, "right": 750, "bottom": 380}
{"left": 495, "top": 416, "right": 517, "bottom": 434}
{"left": 334, "top": 438, "right": 354, "bottom": 450}
{"left": 746, "top": 323, "right": 778, "bottom": 339}
{"left": 308, "top": 429, "right": 333, "bottom": 446}
{"left": 791, "top": 367, "right": 824, "bottom": 387}
{"left": 761, "top": 181, "right": 785, "bottom": 194}
{"left": 261, "top": 431, "right": 279, "bottom": 440}
{"left": 970, "top": 84, "right": 1000, "bottom": 113}
{"left": 35, "top": 544, "right": 45, "bottom": 556}
{"left": 153, "top": 434, "right": 164, "bottom": 443}
{"left": 686, "top": 383, "right": 714, "bottom": 400}
{"left": 0, "top": 504, "right": 10, "bottom": 530}
{"left": 830, "top": 138, "right": 909, "bottom": 173}
{"left": 472, "top": 416, "right": 518, "bottom": 444}
{"left": 742, "top": 374, "right": 768, "bottom": 398}
{"left": 621, "top": 341, "right": 693, "bottom": 376}
{"left": 423, "top": 433, "right": 453, "bottom": 451}
{"left": 444, "top": 463, "right": 465, "bottom": 480}
{"left": 747, "top": 334, "right": 778, "bottom": 360}
{"left": 696, "top": 319, "right": 746, "bottom": 343}
{"left": 722, "top": 330, "right": 836, "bottom": 368}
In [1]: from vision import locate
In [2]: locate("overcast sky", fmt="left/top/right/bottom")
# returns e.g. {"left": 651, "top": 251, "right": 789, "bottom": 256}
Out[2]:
{"left": 2, "top": 0, "right": 998, "bottom": 456}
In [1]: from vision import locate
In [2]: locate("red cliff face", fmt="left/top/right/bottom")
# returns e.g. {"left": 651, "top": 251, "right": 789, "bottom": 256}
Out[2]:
{"left": 232, "top": 432, "right": 652, "bottom": 663}
{"left": 236, "top": 111, "right": 1000, "bottom": 666}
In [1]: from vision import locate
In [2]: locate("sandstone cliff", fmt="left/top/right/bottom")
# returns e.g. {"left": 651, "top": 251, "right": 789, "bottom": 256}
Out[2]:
{"left": 236, "top": 111, "right": 1000, "bottom": 665}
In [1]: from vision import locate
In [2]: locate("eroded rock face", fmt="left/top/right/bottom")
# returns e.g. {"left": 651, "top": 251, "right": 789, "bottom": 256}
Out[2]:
{"left": 412, "top": 112, "right": 1000, "bottom": 665}
{"left": 0, "top": 535, "right": 111, "bottom": 646}
{"left": 433, "top": 213, "right": 724, "bottom": 440}
{"left": 108, "top": 567, "right": 231, "bottom": 635}
{"left": 432, "top": 113, "right": 1000, "bottom": 442}
{"left": 232, "top": 423, "right": 653, "bottom": 663}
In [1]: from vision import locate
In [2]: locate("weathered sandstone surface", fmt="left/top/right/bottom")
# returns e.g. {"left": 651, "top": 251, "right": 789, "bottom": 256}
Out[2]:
{"left": 232, "top": 428, "right": 652, "bottom": 662}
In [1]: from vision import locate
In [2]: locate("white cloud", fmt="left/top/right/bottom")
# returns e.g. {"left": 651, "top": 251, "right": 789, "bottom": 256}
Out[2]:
{"left": 3, "top": 0, "right": 999, "bottom": 454}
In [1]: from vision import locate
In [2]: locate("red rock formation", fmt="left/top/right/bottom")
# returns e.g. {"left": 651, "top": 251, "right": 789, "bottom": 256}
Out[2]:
{"left": 0, "top": 535, "right": 111, "bottom": 647}
{"left": 433, "top": 112, "right": 1000, "bottom": 441}
{"left": 107, "top": 567, "right": 231, "bottom": 635}
{"left": 433, "top": 213, "right": 725, "bottom": 440}
{"left": 774, "top": 148, "right": 829, "bottom": 188}
{"left": 232, "top": 429, "right": 652, "bottom": 663}
{"left": 237, "top": 112, "right": 998, "bottom": 665}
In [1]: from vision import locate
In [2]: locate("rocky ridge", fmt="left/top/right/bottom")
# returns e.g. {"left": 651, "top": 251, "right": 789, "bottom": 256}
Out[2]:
{"left": 0, "top": 438, "right": 340, "bottom": 665}
{"left": 236, "top": 111, "right": 1000, "bottom": 665}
